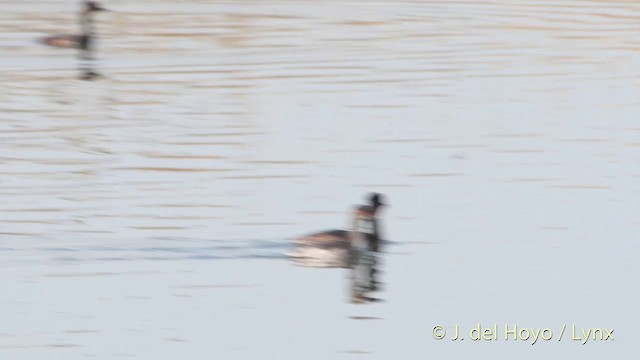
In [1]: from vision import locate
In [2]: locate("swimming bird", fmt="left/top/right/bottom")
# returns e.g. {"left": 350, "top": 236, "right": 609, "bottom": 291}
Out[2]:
{"left": 40, "top": 1, "right": 107, "bottom": 53}
{"left": 288, "top": 193, "right": 386, "bottom": 268}
{"left": 39, "top": 1, "right": 107, "bottom": 79}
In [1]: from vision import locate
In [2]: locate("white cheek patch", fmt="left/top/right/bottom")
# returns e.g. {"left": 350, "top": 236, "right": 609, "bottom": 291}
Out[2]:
{"left": 357, "top": 218, "right": 374, "bottom": 235}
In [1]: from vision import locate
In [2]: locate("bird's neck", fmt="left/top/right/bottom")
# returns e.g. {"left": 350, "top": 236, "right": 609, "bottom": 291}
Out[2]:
{"left": 80, "top": 11, "right": 94, "bottom": 36}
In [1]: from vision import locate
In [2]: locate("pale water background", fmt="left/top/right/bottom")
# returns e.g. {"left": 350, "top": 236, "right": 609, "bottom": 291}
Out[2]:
{"left": 1, "top": 0, "right": 639, "bottom": 358}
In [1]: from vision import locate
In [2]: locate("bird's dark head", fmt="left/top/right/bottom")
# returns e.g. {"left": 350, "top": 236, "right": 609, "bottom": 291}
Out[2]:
{"left": 84, "top": 1, "right": 107, "bottom": 13}
{"left": 368, "top": 193, "right": 387, "bottom": 212}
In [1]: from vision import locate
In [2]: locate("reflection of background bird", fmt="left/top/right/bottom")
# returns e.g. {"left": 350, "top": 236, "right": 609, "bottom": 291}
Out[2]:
{"left": 39, "top": 1, "right": 108, "bottom": 79}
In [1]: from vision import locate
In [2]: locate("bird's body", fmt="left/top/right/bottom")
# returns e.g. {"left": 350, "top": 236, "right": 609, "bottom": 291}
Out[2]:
{"left": 288, "top": 229, "right": 351, "bottom": 268}
{"left": 293, "top": 229, "right": 350, "bottom": 248}
{"left": 41, "top": 1, "right": 105, "bottom": 51}
{"left": 40, "top": 34, "right": 90, "bottom": 50}
{"left": 288, "top": 194, "right": 386, "bottom": 270}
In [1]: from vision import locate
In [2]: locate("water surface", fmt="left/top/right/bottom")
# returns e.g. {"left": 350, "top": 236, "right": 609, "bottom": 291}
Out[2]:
{"left": 1, "top": 1, "right": 638, "bottom": 358}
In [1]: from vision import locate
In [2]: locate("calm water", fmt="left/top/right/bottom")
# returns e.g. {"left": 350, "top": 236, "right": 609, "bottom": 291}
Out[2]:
{"left": 0, "top": 1, "right": 638, "bottom": 357}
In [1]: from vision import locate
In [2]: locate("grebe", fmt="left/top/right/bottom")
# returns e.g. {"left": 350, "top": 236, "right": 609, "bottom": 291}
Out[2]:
{"left": 39, "top": 1, "right": 107, "bottom": 80}
{"left": 288, "top": 193, "right": 386, "bottom": 268}
{"left": 40, "top": 1, "right": 107, "bottom": 52}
